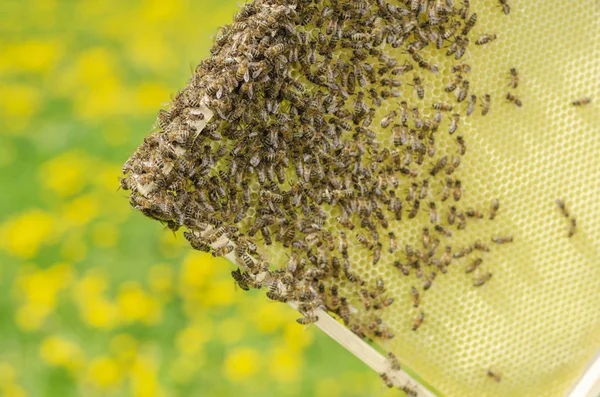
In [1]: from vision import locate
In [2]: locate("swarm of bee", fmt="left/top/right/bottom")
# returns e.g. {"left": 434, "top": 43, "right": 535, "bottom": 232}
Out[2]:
{"left": 121, "top": 0, "right": 517, "bottom": 378}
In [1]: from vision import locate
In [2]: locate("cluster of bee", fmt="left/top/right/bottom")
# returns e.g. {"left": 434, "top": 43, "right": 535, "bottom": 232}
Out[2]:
{"left": 506, "top": 67, "right": 522, "bottom": 107}
{"left": 122, "top": 0, "right": 516, "bottom": 386}
{"left": 556, "top": 199, "right": 577, "bottom": 238}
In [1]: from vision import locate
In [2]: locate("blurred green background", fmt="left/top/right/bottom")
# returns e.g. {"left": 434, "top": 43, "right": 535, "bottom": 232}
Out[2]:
{"left": 0, "top": 1, "right": 383, "bottom": 396}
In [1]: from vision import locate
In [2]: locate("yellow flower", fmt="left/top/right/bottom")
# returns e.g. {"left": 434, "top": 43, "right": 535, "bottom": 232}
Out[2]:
{"left": 80, "top": 297, "right": 119, "bottom": 330}
{"left": 59, "top": 232, "right": 87, "bottom": 263}
{"left": 110, "top": 334, "right": 138, "bottom": 366}
{"left": 268, "top": 346, "right": 303, "bottom": 384}
{"left": 87, "top": 356, "right": 122, "bottom": 389}
{"left": 147, "top": 264, "right": 173, "bottom": 299}
{"left": 15, "top": 303, "right": 51, "bottom": 332}
{"left": 0, "top": 209, "right": 55, "bottom": 259}
{"left": 61, "top": 194, "right": 100, "bottom": 226}
{"left": 167, "top": 355, "right": 202, "bottom": 385}
{"left": 223, "top": 347, "right": 261, "bottom": 382}
{"left": 175, "top": 323, "right": 212, "bottom": 356}
{"left": 283, "top": 322, "right": 314, "bottom": 352}
{"left": 250, "top": 300, "right": 297, "bottom": 334}
{"left": 72, "top": 270, "right": 108, "bottom": 301}
{"left": 179, "top": 251, "right": 214, "bottom": 295}
{"left": 39, "top": 335, "right": 84, "bottom": 374}
{"left": 315, "top": 378, "right": 342, "bottom": 397}
{"left": 0, "top": 384, "right": 27, "bottom": 397}
{"left": 6, "top": 39, "right": 62, "bottom": 73}
{"left": 217, "top": 317, "right": 246, "bottom": 345}
{"left": 0, "top": 362, "right": 16, "bottom": 385}
{"left": 117, "top": 282, "right": 162, "bottom": 325}
{"left": 39, "top": 150, "right": 90, "bottom": 198}
{"left": 135, "top": 82, "right": 171, "bottom": 113}
{"left": 202, "top": 278, "right": 236, "bottom": 308}
{"left": 130, "top": 355, "right": 163, "bottom": 397}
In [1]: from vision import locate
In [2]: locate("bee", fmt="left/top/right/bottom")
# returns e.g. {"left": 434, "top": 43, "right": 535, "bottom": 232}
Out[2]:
{"left": 429, "top": 202, "right": 439, "bottom": 224}
{"left": 448, "top": 205, "right": 457, "bottom": 225}
{"left": 441, "top": 246, "right": 453, "bottom": 266}
{"left": 453, "top": 180, "right": 462, "bottom": 201}
{"left": 406, "top": 182, "right": 418, "bottom": 202}
{"left": 506, "top": 92, "right": 522, "bottom": 107}
{"left": 330, "top": 285, "right": 339, "bottom": 307}
{"left": 572, "top": 97, "right": 592, "bottom": 106}
{"left": 489, "top": 199, "right": 500, "bottom": 220}
{"left": 413, "top": 76, "right": 425, "bottom": 99}
{"left": 474, "top": 272, "right": 492, "bottom": 287}
{"left": 474, "top": 241, "right": 490, "bottom": 252}
{"left": 381, "top": 110, "right": 397, "bottom": 128}
{"left": 296, "top": 315, "right": 319, "bottom": 325}
{"left": 412, "top": 312, "right": 425, "bottom": 331}
{"left": 387, "top": 352, "right": 401, "bottom": 371}
{"left": 357, "top": 233, "right": 374, "bottom": 250}
{"left": 492, "top": 235, "right": 513, "bottom": 244}
{"left": 399, "top": 101, "right": 409, "bottom": 124}
{"left": 340, "top": 231, "right": 349, "bottom": 257}
{"left": 462, "top": 13, "right": 478, "bottom": 35}
{"left": 467, "top": 94, "right": 477, "bottom": 116}
{"left": 412, "top": 107, "right": 423, "bottom": 129}
{"left": 433, "top": 102, "right": 453, "bottom": 111}
{"left": 454, "top": 245, "right": 473, "bottom": 258}
{"left": 509, "top": 68, "right": 519, "bottom": 89}
{"left": 482, "top": 94, "right": 491, "bottom": 116}
{"left": 568, "top": 218, "right": 577, "bottom": 237}
{"left": 212, "top": 244, "right": 234, "bottom": 257}
{"left": 451, "top": 63, "right": 472, "bottom": 73}
{"left": 457, "top": 80, "right": 470, "bottom": 103}
{"left": 395, "top": 260, "right": 410, "bottom": 276}
{"left": 466, "top": 208, "right": 484, "bottom": 218}
{"left": 465, "top": 258, "right": 483, "bottom": 273}
{"left": 184, "top": 232, "right": 211, "bottom": 252}
{"left": 419, "top": 59, "right": 439, "bottom": 73}
{"left": 411, "top": 287, "right": 421, "bottom": 307}
{"left": 388, "top": 232, "right": 398, "bottom": 253}
{"left": 556, "top": 199, "right": 569, "bottom": 217}
{"left": 430, "top": 155, "right": 448, "bottom": 176}
{"left": 445, "top": 156, "right": 461, "bottom": 175}
{"left": 445, "top": 74, "right": 463, "bottom": 93}
{"left": 457, "top": 136, "right": 467, "bottom": 155}
{"left": 373, "top": 243, "right": 382, "bottom": 265}
{"left": 260, "top": 190, "right": 283, "bottom": 203}
{"left": 435, "top": 224, "right": 452, "bottom": 238}
{"left": 441, "top": 178, "right": 453, "bottom": 201}
{"left": 487, "top": 369, "right": 503, "bottom": 382}
{"left": 380, "top": 373, "right": 394, "bottom": 388}
{"left": 422, "top": 227, "right": 431, "bottom": 248}
{"left": 231, "top": 269, "right": 250, "bottom": 291}
{"left": 261, "top": 227, "right": 272, "bottom": 245}
{"left": 457, "top": 211, "right": 467, "bottom": 230}
{"left": 419, "top": 179, "right": 429, "bottom": 200}
{"left": 475, "top": 33, "right": 497, "bottom": 45}
{"left": 499, "top": 0, "right": 510, "bottom": 14}
{"left": 408, "top": 199, "right": 420, "bottom": 219}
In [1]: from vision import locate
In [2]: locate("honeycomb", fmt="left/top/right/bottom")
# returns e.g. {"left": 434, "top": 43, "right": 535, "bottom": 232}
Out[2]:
{"left": 122, "top": 0, "right": 600, "bottom": 396}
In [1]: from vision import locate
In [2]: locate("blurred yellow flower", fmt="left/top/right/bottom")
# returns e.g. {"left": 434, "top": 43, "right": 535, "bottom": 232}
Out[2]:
{"left": 59, "top": 232, "right": 87, "bottom": 263}
{"left": 0, "top": 363, "right": 16, "bottom": 385}
{"left": 117, "top": 282, "right": 163, "bottom": 325}
{"left": 0, "top": 384, "right": 27, "bottom": 397}
{"left": 223, "top": 347, "right": 261, "bottom": 382}
{"left": 39, "top": 335, "right": 84, "bottom": 374}
{"left": 3, "top": 40, "right": 62, "bottom": 73}
{"left": 110, "top": 334, "right": 138, "bottom": 365}
{"left": 15, "top": 262, "right": 73, "bottom": 308}
{"left": 39, "top": 150, "right": 90, "bottom": 197}
{"left": 268, "top": 346, "right": 303, "bottom": 384}
{"left": 0, "top": 209, "right": 55, "bottom": 259}
{"left": 315, "top": 378, "right": 342, "bottom": 397}
{"left": 0, "top": 84, "right": 41, "bottom": 120}
{"left": 179, "top": 251, "right": 214, "bottom": 294}
{"left": 72, "top": 270, "right": 108, "bottom": 301}
{"left": 87, "top": 356, "right": 122, "bottom": 389}
{"left": 251, "top": 300, "right": 296, "bottom": 334}
{"left": 61, "top": 194, "right": 100, "bottom": 226}
{"left": 167, "top": 355, "right": 202, "bottom": 385}
{"left": 217, "top": 317, "right": 246, "bottom": 345}
{"left": 283, "top": 322, "right": 314, "bottom": 352}
{"left": 147, "top": 264, "right": 173, "bottom": 300}
{"left": 175, "top": 323, "right": 212, "bottom": 356}
{"left": 91, "top": 221, "right": 119, "bottom": 248}
{"left": 80, "top": 297, "right": 119, "bottom": 330}
{"left": 130, "top": 355, "right": 164, "bottom": 397}
{"left": 135, "top": 82, "right": 171, "bottom": 113}
{"left": 203, "top": 278, "right": 236, "bottom": 308}
{"left": 15, "top": 303, "right": 50, "bottom": 332}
